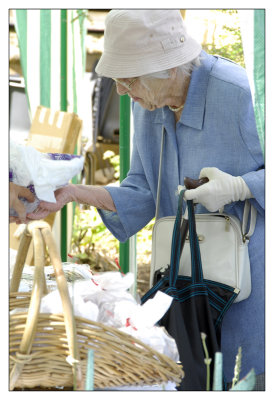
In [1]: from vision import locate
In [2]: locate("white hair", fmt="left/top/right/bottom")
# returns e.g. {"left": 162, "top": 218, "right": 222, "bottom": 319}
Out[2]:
{"left": 139, "top": 56, "right": 201, "bottom": 86}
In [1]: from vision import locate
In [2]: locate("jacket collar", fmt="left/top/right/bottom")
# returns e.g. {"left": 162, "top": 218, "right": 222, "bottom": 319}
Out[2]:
{"left": 152, "top": 51, "right": 217, "bottom": 130}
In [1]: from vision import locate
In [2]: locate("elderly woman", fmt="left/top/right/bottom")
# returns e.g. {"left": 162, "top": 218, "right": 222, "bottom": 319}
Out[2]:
{"left": 27, "top": 10, "right": 264, "bottom": 390}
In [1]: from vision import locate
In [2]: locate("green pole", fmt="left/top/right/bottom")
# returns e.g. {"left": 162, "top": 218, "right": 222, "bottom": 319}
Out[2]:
{"left": 119, "top": 95, "right": 131, "bottom": 273}
{"left": 60, "top": 9, "right": 67, "bottom": 262}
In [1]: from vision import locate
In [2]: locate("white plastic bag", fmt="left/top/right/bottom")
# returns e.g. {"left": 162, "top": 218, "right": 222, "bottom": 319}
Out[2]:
{"left": 39, "top": 281, "right": 99, "bottom": 321}
{"left": 118, "top": 291, "right": 179, "bottom": 362}
{"left": 9, "top": 140, "right": 84, "bottom": 216}
{"left": 89, "top": 271, "right": 134, "bottom": 292}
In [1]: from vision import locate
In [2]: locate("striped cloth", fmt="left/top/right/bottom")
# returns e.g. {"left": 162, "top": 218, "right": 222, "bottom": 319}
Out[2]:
{"left": 14, "top": 9, "right": 86, "bottom": 118}
{"left": 13, "top": 10, "right": 88, "bottom": 258}
{"left": 239, "top": 10, "right": 265, "bottom": 154}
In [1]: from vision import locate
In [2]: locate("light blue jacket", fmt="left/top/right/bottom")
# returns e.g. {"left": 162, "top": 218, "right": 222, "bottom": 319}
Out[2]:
{"left": 99, "top": 51, "right": 265, "bottom": 381}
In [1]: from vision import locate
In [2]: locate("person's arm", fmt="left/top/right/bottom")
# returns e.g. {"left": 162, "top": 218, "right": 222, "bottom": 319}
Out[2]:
{"left": 185, "top": 85, "right": 264, "bottom": 214}
{"left": 29, "top": 124, "right": 156, "bottom": 242}
{"left": 27, "top": 184, "right": 116, "bottom": 220}
{"left": 9, "top": 182, "right": 35, "bottom": 223}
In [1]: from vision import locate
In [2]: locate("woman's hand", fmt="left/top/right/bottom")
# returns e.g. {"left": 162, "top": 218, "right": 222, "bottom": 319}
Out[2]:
{"left": 184, "top": 167, "right": 253, "bottom": 212}
{"left": 27, "top": 185, "right": 75, "bottom": 220}
{"left": 9, "top": 182, "right": 35, "bottom": 223}
{"left": 27, "top": 184, "right": 116, "bottom": 221}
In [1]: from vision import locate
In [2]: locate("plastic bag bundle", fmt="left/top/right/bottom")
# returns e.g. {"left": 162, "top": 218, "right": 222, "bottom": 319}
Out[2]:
{"left": 39, "top": 272, "right": 135, "bottom": 322}
{"left": 9, "top": 140, "right": 84, "bottom": 216}
{"left": 38, "top": 270, "right": 179, "bottom": 362}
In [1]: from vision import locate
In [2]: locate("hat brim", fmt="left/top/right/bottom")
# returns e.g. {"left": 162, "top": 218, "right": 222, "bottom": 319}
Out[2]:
{"left": 95, "top": 37, "right": 202, "bottom": 78}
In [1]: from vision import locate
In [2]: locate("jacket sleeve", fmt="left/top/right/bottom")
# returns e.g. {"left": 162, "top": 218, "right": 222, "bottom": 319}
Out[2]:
{"left": 98, "top": 133, "right": 155, "bottom": 242}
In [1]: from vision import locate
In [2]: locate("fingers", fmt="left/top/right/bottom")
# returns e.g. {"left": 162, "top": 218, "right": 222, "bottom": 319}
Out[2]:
{"left": 27, "top": 208, "right": 50, "bottom": 220}
{"left": 18, "top": 187, "right": 35, "bottom": 203}
{"left": 199, "top": 167, "right": 228, "bottom": 180}
{"left": 199, "top": 167, "right": 215, "bottom": 179}
{"left": 9, "top": 216, "right": 22, "bottom": 224}
{"left": 184, "top": 185, "right": 206, "bottom": 201}
{"left": 38, "top": 201, "right": 60, "bottom": 212}
{"left": 12, "top": 197, "right": 27, "bottom": 222}
{"left": 184, "top": 189, "right": 197, "bottom": 201}
{"left": 184, "top": 169, "right": 214, "bottom": 200}
{"left": 9, "top": 183, "right": 35, "bottom": 223}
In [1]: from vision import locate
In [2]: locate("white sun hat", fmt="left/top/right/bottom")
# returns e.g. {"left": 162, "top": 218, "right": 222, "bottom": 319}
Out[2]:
{"left": 95, "top": 9, "right": 202, "bottom": 78}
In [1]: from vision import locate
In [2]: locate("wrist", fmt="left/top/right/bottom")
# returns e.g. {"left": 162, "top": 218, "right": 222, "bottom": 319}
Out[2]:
{"left": 234, "top": 176, "right": 253, "bottom": 201}
{"left": 65, "top": 184, "right": 116, "bottom": 211}
{"left": 67, "top": 184, "right": 78, "bottom": 202}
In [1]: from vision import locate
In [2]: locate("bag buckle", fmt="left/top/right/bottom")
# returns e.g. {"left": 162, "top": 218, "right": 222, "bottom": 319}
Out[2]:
{"left": 186, "top": 234, "right": 205, "bottom": 242}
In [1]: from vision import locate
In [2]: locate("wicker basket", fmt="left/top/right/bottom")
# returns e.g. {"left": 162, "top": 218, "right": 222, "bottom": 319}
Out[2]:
{"left": 9, "top": 221, "right": 184, "bottom": 390}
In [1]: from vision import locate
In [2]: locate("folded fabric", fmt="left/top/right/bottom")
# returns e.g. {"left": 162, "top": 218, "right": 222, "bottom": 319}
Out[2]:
{"left": 9, "top": 140, "right": 84, "bottom": 217}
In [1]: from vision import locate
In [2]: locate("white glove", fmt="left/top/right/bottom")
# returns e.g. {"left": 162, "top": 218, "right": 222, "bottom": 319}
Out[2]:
{"left": 184, "top": 167, "right": 253, "bottom": 212}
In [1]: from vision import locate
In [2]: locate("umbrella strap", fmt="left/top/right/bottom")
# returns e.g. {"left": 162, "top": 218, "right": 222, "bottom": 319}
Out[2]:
{"left": 169, "top": 191, "right": 204, "bottom": 286}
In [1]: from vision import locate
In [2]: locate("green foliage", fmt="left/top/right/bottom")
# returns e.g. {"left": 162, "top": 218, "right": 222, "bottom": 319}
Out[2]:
{"left": 136, "top": 218, "right": 154, "bottom": 266}
{"left": 71, "top": 205, "right": 119, "bottom": 265}
{"left": 202, "top": 10, "right": 245, "bottom": 68}
{"left": 231, "top": 346, "right": 242, "bottom": 388}
{"left": 201, "top": 333, "right": 212, "bottom": 391}
{"left": 71, "top": 203, "right": 154, "bottom": 268}
{"left": 103, "top": 150, "right": 120, "bottom": 179}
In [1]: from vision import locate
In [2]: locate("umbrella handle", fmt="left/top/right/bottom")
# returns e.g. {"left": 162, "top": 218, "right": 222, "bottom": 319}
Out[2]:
{"left": 184, "top": 176, "right": 209, "bottom": 190}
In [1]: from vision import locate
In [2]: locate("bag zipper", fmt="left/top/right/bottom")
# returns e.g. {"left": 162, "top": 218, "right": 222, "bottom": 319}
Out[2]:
{"left": 225, "top": 216, "right": 230, "bottom": 232}
{"left": 202, "top": 213, "right": 244, "bottom": 242}
{"left": 154, "top": 213, "right": 245, "bottom": 243}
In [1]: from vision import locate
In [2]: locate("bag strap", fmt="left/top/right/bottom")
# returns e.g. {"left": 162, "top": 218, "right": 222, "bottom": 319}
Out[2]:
{"left": 156, "top": 128, "right": 188, "bottom": 262}
{"left": 242, "top": 201, "right": 257, "bottom": 241}
{"left": 155, "top": 126, "right": 166, "bottom": 221}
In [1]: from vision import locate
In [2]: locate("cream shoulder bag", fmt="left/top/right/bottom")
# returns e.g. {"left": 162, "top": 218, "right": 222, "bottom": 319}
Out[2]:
{"left": 150, "top": 128, "right": 257, "bottom": 302}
